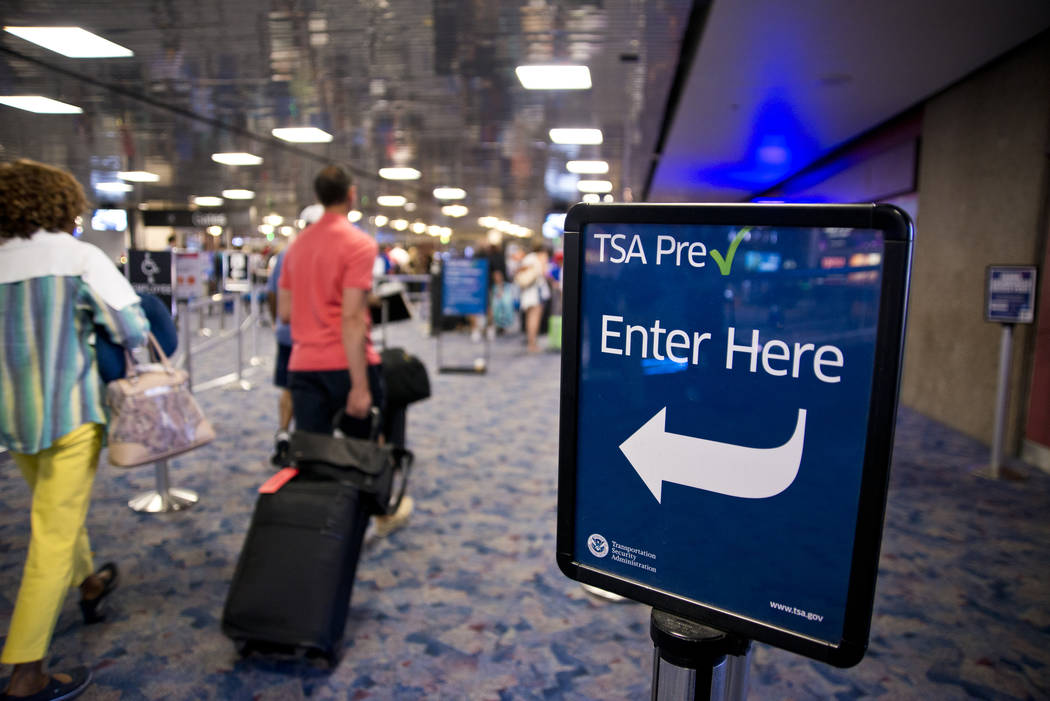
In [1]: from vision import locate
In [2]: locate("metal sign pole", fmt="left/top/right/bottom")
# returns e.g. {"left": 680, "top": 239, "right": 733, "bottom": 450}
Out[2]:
{"left": 988, "top": 323, "right": 1014, "bottom": 478}
{"left": 650, "top": 610, "right": 751, "bottom": 701}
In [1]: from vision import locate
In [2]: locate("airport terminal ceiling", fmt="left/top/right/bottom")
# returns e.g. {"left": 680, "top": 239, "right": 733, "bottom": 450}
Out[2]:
{"left": 2, "top": 0, "right": 1050, "bottom": 246}
{"left": 0, "top": 0, "right": 692, "bottom": 245}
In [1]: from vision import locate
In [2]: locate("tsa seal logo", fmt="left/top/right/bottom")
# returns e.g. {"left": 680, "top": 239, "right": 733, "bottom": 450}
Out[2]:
{"left": 587, "top": 533, "right": 609, "bottom": 558}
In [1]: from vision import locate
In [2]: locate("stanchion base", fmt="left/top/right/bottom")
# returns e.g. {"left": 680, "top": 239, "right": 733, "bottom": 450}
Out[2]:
{"left": 128, "top": 487, "right": 199, "bottom": 513}
{"left": 225, "top": 379, "right": 253, "bottom": 391}
{"left": 972, "top": 464, "right": 1029, "bottom": 482}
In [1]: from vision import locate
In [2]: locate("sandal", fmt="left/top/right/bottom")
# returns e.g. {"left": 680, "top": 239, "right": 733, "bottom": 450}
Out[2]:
{"left": 79, "top": 563, "right": 118, "bottom": 625}
{"left": 0, "top": 666, "right": 92, "bottom": 701}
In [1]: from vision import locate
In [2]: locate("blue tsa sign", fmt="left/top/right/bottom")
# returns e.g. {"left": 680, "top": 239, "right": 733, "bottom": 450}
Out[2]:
{"left": 986, "top": 265, "right": 1037, "bottom": 324}
{"left": 442, "top": 258, "right": 489, "bottom": 316}
{"left": 557, "top": 204, "right": 913, "bottom": 667}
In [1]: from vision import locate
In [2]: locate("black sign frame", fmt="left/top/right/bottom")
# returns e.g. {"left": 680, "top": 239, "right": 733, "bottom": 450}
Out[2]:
{"left": 556, "top": 203, "right": 913, "bottom": 668}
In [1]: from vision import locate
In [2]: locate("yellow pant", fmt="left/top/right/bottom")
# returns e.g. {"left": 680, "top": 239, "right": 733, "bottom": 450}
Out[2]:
{"left": 2, "top": 423, "right": 102, "bottom": 664}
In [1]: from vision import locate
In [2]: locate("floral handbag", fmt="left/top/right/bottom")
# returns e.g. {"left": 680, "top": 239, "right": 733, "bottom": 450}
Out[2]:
{"left": 105, "top": 333, "right": 215, "bottom": 467}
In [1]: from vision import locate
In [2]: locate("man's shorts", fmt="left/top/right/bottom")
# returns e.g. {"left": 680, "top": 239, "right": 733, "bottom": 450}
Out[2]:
{"left": 274, "top": 342, "right": 292, "bottom": 388}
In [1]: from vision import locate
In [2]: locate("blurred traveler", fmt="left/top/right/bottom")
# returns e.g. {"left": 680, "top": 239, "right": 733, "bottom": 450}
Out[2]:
{"left": 514, "top": 242, "right": 551, "bottom": 353}
{"left": 265, "top": 204, "right": 323, "bottom": 467}
{"left": 0, "top": 159, "right": 150, "bottom": 700}
{"left": 277, "top": 165, "right": 412, "bottom": 530}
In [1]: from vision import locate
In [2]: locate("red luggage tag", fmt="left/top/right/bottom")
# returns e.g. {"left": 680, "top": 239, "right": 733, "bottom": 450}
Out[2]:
{"left": 259, "top": 467, "right": 298, "bottom": 494}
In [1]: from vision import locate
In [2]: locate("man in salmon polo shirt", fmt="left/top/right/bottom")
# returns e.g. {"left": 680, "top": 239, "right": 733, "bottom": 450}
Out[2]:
{"left": 277, "top": 164, "right": 383, "bottom": 437}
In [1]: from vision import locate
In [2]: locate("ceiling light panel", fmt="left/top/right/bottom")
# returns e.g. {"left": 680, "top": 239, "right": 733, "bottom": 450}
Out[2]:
{"left": 515, "top": 65, "right": 591, "bottom": 90}
{"left": 433, "top": 187, "right": 466, "bottom": 200}
{"left": 272, "top": 127, "right": 333, "bottom": 143}
{"left": 0, "top": 96, "right": 82, "bottom": 113}
{"left": 212, "top": 152, "right": 263, "bottom": 165}
{"left": 222, "top": 189, "right": 255, "bottom": 199}
{"left": 377, "top": 195, "right": 407, "bottom": 207}
{"left": 193, "top": 196, "right": 224, "bottom": 206}
{"left": 567, "top": 160, "right": 609, "bottom": 174}
{"left": 117, "top": 171, "right": 160, "bottom": 182}
{"left": 4, "top": 26, "right": 133, "bottom": 58}
{"left": 95, "top": 182, "right": 133, "bottom": 193}
{"left": 577, "top": 179, "right": 613, "bottom": 193}
{"left": 550, "top": 128, "right": 603, "bottom": 145}
{"left": 379, "top": 167, "right": 422, "bottom": 180}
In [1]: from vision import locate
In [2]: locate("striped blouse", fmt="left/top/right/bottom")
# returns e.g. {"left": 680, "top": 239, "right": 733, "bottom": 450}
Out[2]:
{"left": 1, "top": 230, "right": 149, "bottom": 454}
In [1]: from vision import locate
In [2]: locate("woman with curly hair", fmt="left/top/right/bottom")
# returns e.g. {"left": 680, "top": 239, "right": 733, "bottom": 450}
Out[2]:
{"left": 0, "top": 160, "right": 149, "bottom": 700}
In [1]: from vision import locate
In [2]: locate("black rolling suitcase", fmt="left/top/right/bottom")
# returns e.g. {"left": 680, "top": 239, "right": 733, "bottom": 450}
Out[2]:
{"left": 222, "top": 412, "right": 412, "bottom": 666}
{"left": 221, "top": 478, "right": 369, "bottom": 665}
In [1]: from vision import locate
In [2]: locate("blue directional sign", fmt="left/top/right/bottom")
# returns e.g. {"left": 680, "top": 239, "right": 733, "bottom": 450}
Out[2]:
{"left": 986, "top": 265, "right": 1037, "bottom": 324}
{"left": 442, "top": 258, "right": 489, "bottom": 316}
{"left": 557, "top": 204, "right": 913, "bottom": 668}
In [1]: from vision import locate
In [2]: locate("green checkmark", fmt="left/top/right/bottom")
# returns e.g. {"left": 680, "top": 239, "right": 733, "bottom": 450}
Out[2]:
{"left": 708, "top": 227, "right": 750, "bottom": 276}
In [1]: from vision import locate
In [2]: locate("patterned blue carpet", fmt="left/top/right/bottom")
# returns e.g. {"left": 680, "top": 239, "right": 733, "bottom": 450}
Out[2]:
{"left": 1, "top": 316, "right": 1049, "bottom": 700}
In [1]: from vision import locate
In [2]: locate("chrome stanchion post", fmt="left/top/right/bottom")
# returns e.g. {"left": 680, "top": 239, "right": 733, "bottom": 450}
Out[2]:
{"left": 649, "top": 610, "right": 750, "bottom": 701}
{"left": 249, "top": 281, "right": 262, "bottom": 366}
{"left": 181, "top": 301, "right": 194, "bottom": 387}
{"left": 127, "top": 459, "right": 199, "bottom": 513}
{"left": 227, "top": 293, "right": 251, "bottom": 390}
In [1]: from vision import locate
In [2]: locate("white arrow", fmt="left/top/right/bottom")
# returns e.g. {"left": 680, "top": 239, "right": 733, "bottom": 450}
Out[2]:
{"left": 619, "top": 407, "right": 807, "bottom": 503}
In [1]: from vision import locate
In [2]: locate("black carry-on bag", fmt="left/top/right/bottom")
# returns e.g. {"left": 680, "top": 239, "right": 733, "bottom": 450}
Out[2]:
{"left": 222, "top": 410, "right": 412, "bottom": 666}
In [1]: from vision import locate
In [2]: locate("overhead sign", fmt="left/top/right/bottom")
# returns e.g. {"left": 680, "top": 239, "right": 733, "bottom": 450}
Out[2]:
{"left": 986, "top": 265, "right": 1037, "bottom": 324}
{"left": 142, "top": 209, "right": 228, "bottom": 228}
{"left": 441, "top": 258, "right": 489, "bottom": 316}
{"left": 126, "top": 249, "right": 174, "bottom": 311}
{"left": 557, "top": 203, "right": 913, "bottom": 668}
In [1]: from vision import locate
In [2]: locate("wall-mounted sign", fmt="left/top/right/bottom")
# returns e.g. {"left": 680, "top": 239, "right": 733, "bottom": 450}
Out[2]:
{"left": 557, "top": 203, "right": 913, "bottom": 668}
{"left": 986, "top": 265, "right": 1037, "bottom": 324}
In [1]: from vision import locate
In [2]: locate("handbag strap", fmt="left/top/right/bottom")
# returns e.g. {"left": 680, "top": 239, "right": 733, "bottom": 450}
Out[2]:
{"left": 122, "top": 332, "right": 175, "bottom": 379}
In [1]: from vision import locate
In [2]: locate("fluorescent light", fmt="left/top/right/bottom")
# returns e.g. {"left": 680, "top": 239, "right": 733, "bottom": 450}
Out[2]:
{"left": 428, "top": 225, "right": 441, "bottom": 236}
{"left": 258, "top": 224, "right": 275, "bottom": 235}
{"left": 379, "top": 167, "right": 421, "bottom": 180}
{"left": 280, "top": 226, "right": 295, "bottom": 236}
{"left": 577, "top": 179, "right": 612, "bottom": 193}
{"left": 550, "top": 128, "right": 603, "bottom": 145}
{"left": 582, "top": 194, "right": 600, "bottom": 204}
{"left": 515, "top": 65, "right": 591, "bottom": 90}
{"left": 377, "top": 195, "right": 406, "bottom": 207}
{"left": 603, "top": 194, "right": 615, "bottom": 202}
{"left": 95, "top": 182, "right": 133, "bottom": 193}
{"left": 0, "top": 95, "right": 81, "bottom": 114}
{"left": 478, "top": 216, "right": 499, "bottom": 228}
{"left": 374, "top": 214, "right": 389, "bottom": 227}
{"left": 222, "top": 189, "right": 255, "bottom": 199}
{"left": 206, "top": 226, "right": 223, "bottom": 236}
{"left": 433, "top": 187, "right": 466, "bottom": 200}
{"left": 411, "top": 222, "right": 426, "bottom": 234}
{"left": 193, "top": 196, "right": 224, "bottom": 206}
{"left": 441, "top": 204, "right": 468, "bottom": 218}
{"left": 117, "top": 170, "right": 160, "bottom": 182}
{"left": 211, "top": 152, "right": 263, "bottom": 166}
{"left": 263, "top": 214, "right": 283, "bottom": 226}
{"left": 4, "top": 27, "right": 133, "bottom": 58}
{"left": 272, "top": 127, "right": 333, "bottom": 143}
{"left": 567, "top": 160, "right": 609, "bottom": 174}
{"left": 391, "top": 219, "right": 409, "bottom": 231}
{"left": 348, "top": 210, "right": 362, "bottom": 222}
